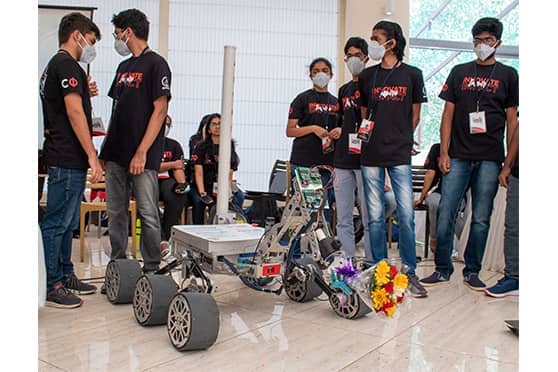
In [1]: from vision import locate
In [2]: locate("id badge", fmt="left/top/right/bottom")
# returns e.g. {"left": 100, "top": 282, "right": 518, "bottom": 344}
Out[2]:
{"left": 348, "top": 133, "right": 361, "bottom": 154}
{"left": 469, "top": 111, "right": 487, "bottom": 134}
{"left": 322, "top": 137, "right": 334, "bottom": 154}
{"left": 357, "top": 118, "right": 375, "bottom": 143}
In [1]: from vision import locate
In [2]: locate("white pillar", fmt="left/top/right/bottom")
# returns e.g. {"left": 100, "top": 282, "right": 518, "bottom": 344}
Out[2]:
{"left": 216, "top": 45, "right": 236, "bottom": 221}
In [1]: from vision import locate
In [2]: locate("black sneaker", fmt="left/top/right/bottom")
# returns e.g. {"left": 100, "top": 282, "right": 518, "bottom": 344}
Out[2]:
{"left": 100, "top": 283, "right": 106, "bottom": 295}
{"left": 463, "top": 273, "right": 486, "bottom": 291}
{"left": 420, "top": 271, "right": 450, "bottom": 287}
{"left": 46, "top": 283, "right": 83, "bottom": 309}
{"left": 407, "top": 273, "right": 428, "bottom": 298}
{"left": 64, "top": 273, "right": 97, "bottom": 295}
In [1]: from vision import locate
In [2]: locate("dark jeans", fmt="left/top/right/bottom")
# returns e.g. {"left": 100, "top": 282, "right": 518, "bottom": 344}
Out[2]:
{"left": 190, "top": 187, "right": 245, "bottom": 225}
{"left": 504, "top": 175, "right": 519, "bottom": 280}
{"left": 159, "top": 178, "right": 190, "bottom": 241}
{"left": 435, "top": 159, "right": 501, "bottom": 278}
{"left": 105, "top": 161, "right": 161, "bottom": 271}
{"left": 40, "top": 167, "right": 86, "bottom": 290}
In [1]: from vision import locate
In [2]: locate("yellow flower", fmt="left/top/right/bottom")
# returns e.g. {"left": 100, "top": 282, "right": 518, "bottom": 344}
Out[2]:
{"left": 393, "top": 273, "right": 408, "bottom": 290}
{"left": 372, "top": 288, "right": 389, "bottom": 310}
{"left": 376, "top": 261, "right": 391, "bottom": 277}
{"left": 384, "top": 303, "right": 396, "bottom": 317}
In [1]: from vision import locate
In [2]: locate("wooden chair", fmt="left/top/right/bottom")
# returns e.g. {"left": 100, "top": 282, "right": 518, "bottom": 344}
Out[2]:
{"left": 79, "top": 171, "right": 137, "bottom": 262}
{"left": 412, "top": 165, "right": 430, "bottom": 259}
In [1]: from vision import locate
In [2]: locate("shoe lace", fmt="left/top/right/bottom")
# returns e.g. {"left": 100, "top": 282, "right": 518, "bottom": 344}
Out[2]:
{"left": 66, "top": 273, "right": 81, "bottom": 288}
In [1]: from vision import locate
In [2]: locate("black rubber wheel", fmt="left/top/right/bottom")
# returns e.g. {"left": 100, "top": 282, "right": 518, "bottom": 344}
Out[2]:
{"left": 167, "top": 292, "right": 220, "bottom": 351}
{"left": 283, "top": 255, "right": 323, "bottom": 302}
{"left": 208, "top": 202, "right": 247, "bottom": 224}
{"left": 105, "top": 259, "right": 143, "bottom": 304}
{"left": 133, "top": 274, "right": 177, "bottom": 326}
{"left": 328, "top": 291, "right": 372, "bottom": 319}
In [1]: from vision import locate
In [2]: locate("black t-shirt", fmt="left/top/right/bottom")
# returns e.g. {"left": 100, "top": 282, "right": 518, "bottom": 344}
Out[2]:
{"left": 40, "top": 51, "right": 92, "bottom": 169}
{"left": 100, "top": 50, "right": 172, "bottom": 171}
{"left": 191, "top": 141, "right": 239, "bottom": 192}
{"left": 334, "top": 80, "right": 362, "bottom": 169}
{"left": 358, "top": 63, "right": 427, "bottom": 167}
{"left": 423, "top": 143, "right": 442, "bottom": 194}
{"left": 439, "top": 61, "right": 519, "bottom": 162}
{"left": 288, "top": 89, "right": 339, "bottom": 167}
{"left": 189, "top": 133, "right": 203, "bottom": 158}
{"left": 160, "top": 137, "right": 184, "bottom": 180}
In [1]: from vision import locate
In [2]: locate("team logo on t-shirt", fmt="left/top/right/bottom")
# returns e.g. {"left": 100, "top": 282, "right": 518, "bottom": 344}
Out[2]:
{"left": 161, "top": 76, "right": 170, "bottom": 90}
{"left": 163, "top": 150, "right": 173, "bottom": 162}
{"left": 309, "top": 102, "right": 339, "bottom": 114}
{"left": 61, "top": 77, "right": 78, "bottom": 89}
{"left": 116, "top": 72, "right": 144, "bottom": 88}
{"left": 442, "top": 83, "right": 448, "bottom": 92}
{"left": 342, "top": 90, "right": 361, "bottom": 111}
{"left": 461, "top": 76, "right": 500, "bottom": 94}
{"left": 372, "top": 86, "right": 408, "bottom": 102}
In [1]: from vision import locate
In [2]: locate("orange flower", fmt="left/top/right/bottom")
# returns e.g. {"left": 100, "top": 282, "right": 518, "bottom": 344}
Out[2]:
{"left": 393, "top": 273, "right": 408, "bottom": 290}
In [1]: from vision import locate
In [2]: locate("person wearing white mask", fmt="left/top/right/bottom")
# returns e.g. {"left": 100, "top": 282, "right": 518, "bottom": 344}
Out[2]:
{"left": 40, "top": 12, "right": 103, "bottom": 308}
{"left": 286, "top": 57, "right": 339, "bottom": 225}
{"left": 421, "top": 17, "right": 518, "bottom": 291}
{"left": 330, "top": 37, "right": 396, "bottom": 263}
{"left": 100, "top": 9, "right": 172, "bottom": 284}
{"left": 357, "top": 20, "right": 428, "bottom": 298}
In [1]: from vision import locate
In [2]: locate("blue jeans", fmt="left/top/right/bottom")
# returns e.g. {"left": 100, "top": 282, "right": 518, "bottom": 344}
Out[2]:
{"left": 40, "top": 167, "right": 86, "bottom": 290}
{"left": 334, "top": 168, "right": 371, "bottom": 259}
{"left": 361, "top": 165, "right": 417, "bottom": 274}
{"left": 504, "top": 175, "right": 519, "bottom": 280}
{"left": 435, "top": 159, "right": 501, "bottom": 277}
{"left": 105, "top": 161, "right": 161, "bottom": 271}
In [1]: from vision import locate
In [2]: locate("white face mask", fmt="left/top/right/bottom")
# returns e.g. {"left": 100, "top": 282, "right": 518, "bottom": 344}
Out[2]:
{"left": 114, "top": 32, "right": 131, "bottom": 56}
{"left": 368, "top": 40, "right": 390, "bottom": 61}
{"left": 312, "top": 72, "right": 330, "bottom": 89}
{"left": 473, "top": 43, "right": 496, "bottom": 61}
{"left": 78, "top": 34, "right": 96, "bottom": 64}
{"left": 346, "top": 56, "right": 365, "bottom": 76}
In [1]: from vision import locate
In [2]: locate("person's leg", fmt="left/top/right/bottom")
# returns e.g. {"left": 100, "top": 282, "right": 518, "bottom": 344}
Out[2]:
{"left": 60, "top": 169, "right": 87, "bottom": 278}
{"left": 355, "top": 171, "right": 372, "bottom": 262}
{"left": 431, "top": 159, "right": 471, "bottom": 278}
{"left": 40, "top": 167, "right": 84, "bottom": 291}
{"left": 462, "top": 161, "right": 501, "bottom": 278}
{"left": 361, "top": 166, "right": 386, "bottom": 262}
{"left": 160, "top": 178, "right": 189, "bottom": 241}
{"left": 503, "top": 175, "right": 519, "bottom": 280}
{"left": 424, "top": 192, "right": 441, "bottom": 251}
{"left": 190, "top": 188, "right": 206, "bottom": 225}
{"left": 131, "top": 169, "right": 162, "bottom": 271}
{"left": 333, "top": 168, "right": 357, "bottom": 258}
{"left": 388, "top": 165, "right": 416, "bottom": 274}
{"left": 105, "top": 161, "right": 131, "bottom": 260}
{"left": 384, "top": 188, "right": 397, "bottom": 218}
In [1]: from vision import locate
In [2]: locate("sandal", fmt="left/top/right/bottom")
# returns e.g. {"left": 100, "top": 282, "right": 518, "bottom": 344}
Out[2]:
{"left": 173, "top": 182, "right": 187, "bottom": 195}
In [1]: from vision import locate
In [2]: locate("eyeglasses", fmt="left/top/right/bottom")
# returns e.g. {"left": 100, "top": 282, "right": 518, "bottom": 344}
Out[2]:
{"left": 473, "top": 36, "right": 497, "bottom": 45}
{"left": 209, "top": 122, "right": 221, "bottom": 127}
{"left": 345, "top": 53, "right": 365, "bottom": 59}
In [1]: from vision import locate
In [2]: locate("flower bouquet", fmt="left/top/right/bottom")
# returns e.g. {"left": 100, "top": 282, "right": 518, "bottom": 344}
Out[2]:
{"left": 329, "top": 258, "right": 408, "bottom": 317}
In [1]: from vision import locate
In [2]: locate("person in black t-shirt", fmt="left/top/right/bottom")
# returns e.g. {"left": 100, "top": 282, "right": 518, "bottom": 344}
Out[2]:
{"left": 100, "top": 9, "right": 172, "bottom": 274}
{"left": 331, "top": 37, "right": 396, "bottom": 261}
{"left": 158, "top": 115, "right": 190, "bottom": 250}
{"left": 39, "top": 13, "right": 102, "bottom": 308}
{"left": 190, "top": 114, "right": 243, "bottom": 224}
{"left": 286, "top": 57, "right": 339, "bottom": 224}
{"left": 421, "top": 18, "right": 519, "bottom": 291}
{"left": 189, "top": 114, "right": 211, "bottom": 158}
{"left": 485, "top": 121, "right": 519, "bottom": 298}
{"left": 357, "top": 21, "right": 428, "bottom": 298}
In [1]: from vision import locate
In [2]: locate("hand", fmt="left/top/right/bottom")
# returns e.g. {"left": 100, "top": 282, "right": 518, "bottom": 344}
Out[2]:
{"left": 414, "top": 198, "right": 424, "bottom": 208}
{"left": 88, "top": 75, "right": 98, "bottom": 97}
{"left": 129, "top": 151, "right": 146, "bottom": 175}
{"left": 383, "top": 184, "right": 390, "bottom": 192}
{"left": 88, "top": 155, "right": 103, "bottom": 183}
{"left": 498, "top": 167, "right": 511, "bottom": 188}
{"left": 439, "top": 153, "right": 451, "bottom": 174}
{"left": 174, "top": 159, "right": 184, "bottom": 170}
{"left": 313, "top": 125, "right": 329, "bottom": 138}
{"left": 328, "top": 127, "right": 342, "bottom": 140}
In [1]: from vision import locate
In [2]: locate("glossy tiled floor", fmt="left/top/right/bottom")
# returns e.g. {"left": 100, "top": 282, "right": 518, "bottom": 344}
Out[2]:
{"left": 38, "top": 229, "right": 519, "bottom": 371}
